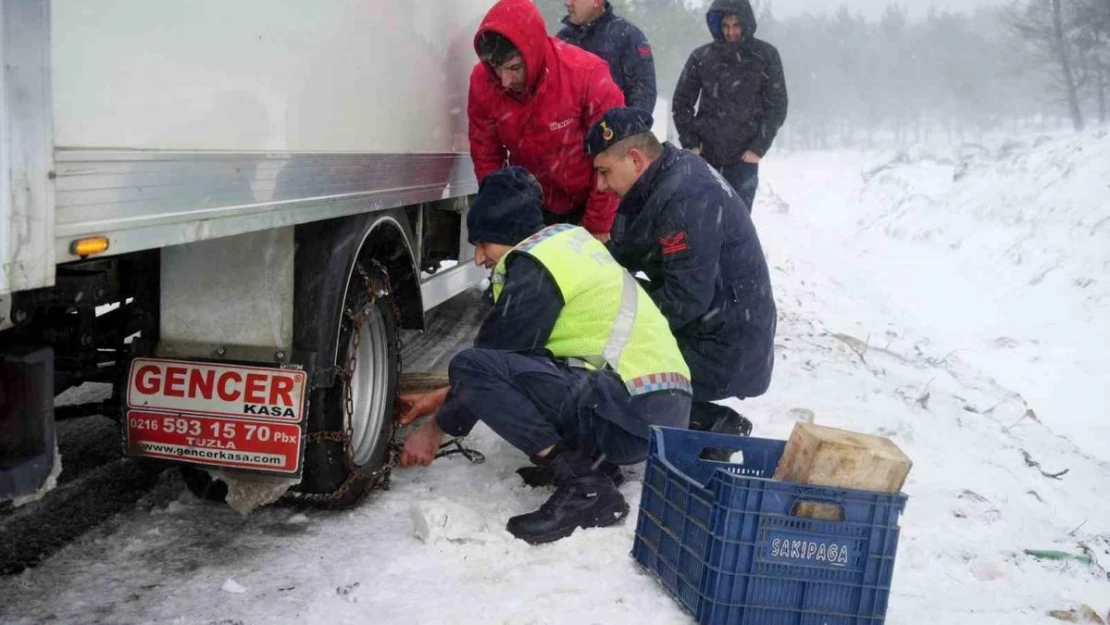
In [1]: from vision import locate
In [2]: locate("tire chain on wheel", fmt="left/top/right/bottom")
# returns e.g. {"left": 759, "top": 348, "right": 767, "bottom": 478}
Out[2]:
{"left": 286, "top": 260, "right": 403, "bottom": 508}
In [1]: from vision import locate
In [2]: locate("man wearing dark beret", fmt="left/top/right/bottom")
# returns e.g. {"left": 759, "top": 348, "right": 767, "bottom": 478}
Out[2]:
{"left": 587, "top": 108, "right": 777, "bottom": 436}
{"left": 396, "top": 166, "right": 691, "bottom": 545}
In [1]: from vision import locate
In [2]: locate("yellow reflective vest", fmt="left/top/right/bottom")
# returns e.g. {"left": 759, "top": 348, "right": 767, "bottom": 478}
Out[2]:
{"left": 493, "top": 224, "right": 691, "bottom": 396}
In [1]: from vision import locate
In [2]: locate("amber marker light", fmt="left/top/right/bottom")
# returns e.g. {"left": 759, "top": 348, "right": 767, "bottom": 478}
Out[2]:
{"left": 70, "top": 237, "right": 110, "bottom": 258}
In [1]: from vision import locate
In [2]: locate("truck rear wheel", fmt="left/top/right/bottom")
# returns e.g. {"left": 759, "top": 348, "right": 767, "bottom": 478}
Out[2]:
{"left": 293, "top": 263, "right": 400, "bottom": 507}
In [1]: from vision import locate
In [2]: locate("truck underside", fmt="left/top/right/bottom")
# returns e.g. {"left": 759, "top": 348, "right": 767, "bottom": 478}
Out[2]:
{"left": 2, "top": 200, "right": 481, "bottom": 506}
{"left": 1, "top": 0, "right": 496, "bottom": 505}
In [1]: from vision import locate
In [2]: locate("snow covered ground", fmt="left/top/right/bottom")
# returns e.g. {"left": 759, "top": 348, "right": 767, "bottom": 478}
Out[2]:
{"left": 2, "top": 132, "right": 1108, "bottom": 625}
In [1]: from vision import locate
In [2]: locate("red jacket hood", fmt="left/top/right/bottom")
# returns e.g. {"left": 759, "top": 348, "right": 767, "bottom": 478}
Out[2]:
{"left": 474, "top": 0, "right": 549, "bottom": 93}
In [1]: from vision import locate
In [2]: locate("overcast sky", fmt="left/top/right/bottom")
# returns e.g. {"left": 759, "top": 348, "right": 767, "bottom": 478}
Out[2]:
{"left": 685, "top": 0, "right": 1008, "bottom": 20}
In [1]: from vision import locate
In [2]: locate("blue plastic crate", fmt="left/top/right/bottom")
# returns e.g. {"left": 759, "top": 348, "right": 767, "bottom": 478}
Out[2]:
{"left": 633, "top": 426, "right": 908, "bottom": 625}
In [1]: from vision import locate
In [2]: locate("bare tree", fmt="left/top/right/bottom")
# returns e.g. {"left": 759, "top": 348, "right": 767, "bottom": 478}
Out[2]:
{"left": 1051, "top": 0, "right": 1085, "bottom": 129}
{"left": 1012, "top": 0, "right": 1086, "bottom": 130}
{"left": 1075, "top": 0, "right": 1110, "bottom": 123}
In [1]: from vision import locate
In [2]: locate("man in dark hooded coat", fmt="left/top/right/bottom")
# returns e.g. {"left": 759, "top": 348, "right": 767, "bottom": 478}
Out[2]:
{"left": 672, "top": 0, "right": 788, "bottom": 213}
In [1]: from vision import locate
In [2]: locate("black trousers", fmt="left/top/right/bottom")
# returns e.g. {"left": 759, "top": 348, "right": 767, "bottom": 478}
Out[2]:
{"left": 437, "top": 348, "right": 690, "bottom": 465}
{"left": 718, "top": 162, "right": 760, "bottom": 214}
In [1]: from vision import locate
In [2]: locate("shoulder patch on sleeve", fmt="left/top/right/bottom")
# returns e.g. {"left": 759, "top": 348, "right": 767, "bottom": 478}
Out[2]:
{"left": 658, "top": 230, "right": 690, "bottom": 257}
{"left": 637, "top": 44, "right": 652, "bottom": 59}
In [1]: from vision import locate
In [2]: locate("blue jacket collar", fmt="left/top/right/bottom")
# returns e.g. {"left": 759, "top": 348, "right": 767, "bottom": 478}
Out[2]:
{"left": 561, "top": 2, "right": 615, "bottom": 36}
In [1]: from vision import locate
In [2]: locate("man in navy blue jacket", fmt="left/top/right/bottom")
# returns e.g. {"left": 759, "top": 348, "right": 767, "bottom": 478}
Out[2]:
{"left": 587, "top": 108, "right": 777, "bottom": 434}
{"left": 558, "top": 0, "right": 657, "bottom": 114}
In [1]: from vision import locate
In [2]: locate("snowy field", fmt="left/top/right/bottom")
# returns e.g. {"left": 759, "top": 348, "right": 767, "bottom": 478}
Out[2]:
{"left": 1, "top": 132, "right": 1108, "bottom": 624}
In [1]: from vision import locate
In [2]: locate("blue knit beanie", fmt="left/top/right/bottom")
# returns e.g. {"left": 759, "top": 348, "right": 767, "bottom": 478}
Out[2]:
{"left": 467, "top": 167, "right": 546, "bottom": 246}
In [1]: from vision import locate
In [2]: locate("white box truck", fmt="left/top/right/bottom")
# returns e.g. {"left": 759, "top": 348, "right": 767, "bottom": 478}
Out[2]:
{"left": 1, "top": 0, "right": 494, "bottom": 508}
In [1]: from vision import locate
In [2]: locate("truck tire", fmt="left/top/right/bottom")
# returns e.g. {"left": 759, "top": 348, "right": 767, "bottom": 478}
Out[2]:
{"left": 294, "top": 263, "right": 400, "bottom": 507}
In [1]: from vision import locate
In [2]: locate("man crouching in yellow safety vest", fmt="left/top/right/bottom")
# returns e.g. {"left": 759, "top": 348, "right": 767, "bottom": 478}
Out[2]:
{"left": 398, "top": 166, "right": 691, "bottom": 545}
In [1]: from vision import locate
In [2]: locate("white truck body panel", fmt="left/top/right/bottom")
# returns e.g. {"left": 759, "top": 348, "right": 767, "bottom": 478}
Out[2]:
{"left": 51, "top": 0, "right": 485, "bottom": 153}
{"left": 0, "top": 0, "right": 54, "bottom": 295}
{"left": 2, "top": 0, "right": 495, "bottom": 296}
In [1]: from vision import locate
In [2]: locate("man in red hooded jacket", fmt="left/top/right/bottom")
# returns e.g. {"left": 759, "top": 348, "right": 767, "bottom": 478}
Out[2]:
{"left": 469, "top": 0, "right": 624, "bottom": 240}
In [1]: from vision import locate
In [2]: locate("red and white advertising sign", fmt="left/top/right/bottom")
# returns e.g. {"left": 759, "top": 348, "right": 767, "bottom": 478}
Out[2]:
{"left": 125, "top": 359, "right": 309, "bottom": 475}
{"left": 127, "top": 359, "right": 307, "bottom": 422}
{"left": 126, "top": 410, "right": 301, "bottom": 474}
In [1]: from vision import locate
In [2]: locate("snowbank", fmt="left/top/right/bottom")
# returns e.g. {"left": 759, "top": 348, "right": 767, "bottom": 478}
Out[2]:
{"left": 764, "top": 132, "right": 1110, "bottom": 462}
{"left": 747, "top": 130, "right": 1110, "bottom": 623}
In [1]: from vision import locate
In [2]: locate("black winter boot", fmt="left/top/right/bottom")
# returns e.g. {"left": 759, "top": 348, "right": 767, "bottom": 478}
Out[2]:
{"left": 690, "top": 403, "right": 754, "bottom": 462}
{"left": 507, "top": 449, "right": 630, "bottom": 544}
{"left": 689, "top": 402, "right": 754, "bottom": 437}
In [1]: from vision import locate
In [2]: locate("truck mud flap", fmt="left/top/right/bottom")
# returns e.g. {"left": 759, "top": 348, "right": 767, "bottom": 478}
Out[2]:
{"left": 0, "top": 347, "right": 57, "bottom": 501}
